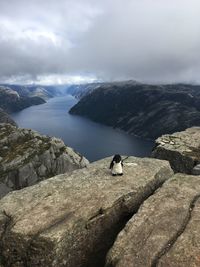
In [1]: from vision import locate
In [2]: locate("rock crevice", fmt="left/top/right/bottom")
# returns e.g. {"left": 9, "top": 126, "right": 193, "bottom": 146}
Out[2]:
{"left": 106, "top": 174, "right": 200, "bottom": 267}
{"left": 0, "top": 157, "right": 173, "bottom": 267}
{"left": 151, "top": 193, "right": 200, "bottom": 267}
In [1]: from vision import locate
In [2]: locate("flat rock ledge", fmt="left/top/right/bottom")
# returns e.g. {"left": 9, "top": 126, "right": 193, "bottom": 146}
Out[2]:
{"left": 152, "top": 127, "right": 200, "bottom": 174}
{"left": 106, "top": 173, "right": 200, "bottom": 267}
{"left": 0, "top": 123, "right": 89, "bottom": 199}
{"left": 0, "top": 157, "right": 172, "bottom": 267}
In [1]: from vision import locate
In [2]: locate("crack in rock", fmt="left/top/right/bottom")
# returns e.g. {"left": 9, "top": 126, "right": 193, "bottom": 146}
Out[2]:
{"left": 85, "top": 179, "right": 169, "bottom": 267}
{"left": 151, "top": 193, "right": 200, "bottom": 267}
{"left": 0, "top": 157, "right": 173, "bottom": 267}
{"left": 105, "top": 174, "right": 200, "bottom": 267}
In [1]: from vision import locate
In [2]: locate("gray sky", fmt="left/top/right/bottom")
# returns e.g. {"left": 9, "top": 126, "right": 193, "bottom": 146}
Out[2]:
{"left": 0, "top": 0, "right": 200, "bottom": 84}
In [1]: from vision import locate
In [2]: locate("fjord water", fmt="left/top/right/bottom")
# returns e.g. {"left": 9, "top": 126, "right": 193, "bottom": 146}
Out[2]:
{"left": 11, "top": 95, "right": 154, "bottom": 161}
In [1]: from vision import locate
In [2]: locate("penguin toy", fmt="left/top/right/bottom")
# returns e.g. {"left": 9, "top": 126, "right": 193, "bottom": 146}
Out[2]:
{"left": 109, "top": 154, "right": 123, "bottom": 176}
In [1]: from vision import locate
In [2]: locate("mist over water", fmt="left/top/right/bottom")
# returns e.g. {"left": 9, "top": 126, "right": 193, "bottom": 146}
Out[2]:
{"left": 11, "top": 95, "right": 154, "bottom": 161}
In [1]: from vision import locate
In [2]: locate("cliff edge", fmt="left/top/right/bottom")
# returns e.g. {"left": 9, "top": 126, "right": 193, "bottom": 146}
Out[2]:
{"left": 152, "top": 127, "right": 200, "bottom": 174}
{"left": 0, "top": 123, "right": 89, "bottom": 198}
{"left": 1, "top": 127, "right": 200, "bottom": 267}
{"left": 0, "top": 157, "right": 172, "bottom": 267}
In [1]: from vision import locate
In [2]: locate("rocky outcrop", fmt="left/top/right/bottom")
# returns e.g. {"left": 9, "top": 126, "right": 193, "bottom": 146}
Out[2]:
{"left": 0, "top": 157, "right": 172, "bottom": 267}
{"left": 152, "top": 127, "right": 200, "bottom": 174}
{"left": 0, "top": 109, "right": 17, "bottom": 126}
{"left": 0, "top": 123, "right": 89, "bottom": 198}
{"left": 69, "top": 81, "right": 200, "bottom": 139}
{"left": 106, "top": 173, "right": 200, "bottom": 267}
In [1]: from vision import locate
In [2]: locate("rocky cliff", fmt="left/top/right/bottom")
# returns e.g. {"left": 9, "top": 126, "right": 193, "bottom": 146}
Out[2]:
{"left": 0, "top": 157, "right": 173, "bottom": 267}
{"left": 1, "top": 127, "right": 200, "bottom": 267}
{"left": 0, "top": 123, "right": 89, "bottom": 198}
{"left": 69, "top": 81, "right": 200, "bottom": 139}
{"left": 106, "top": 173, "right": 200, "bottom": 267}
{"left": 0, "top": 109, "right": 17, "bottom": 127}
{"left": 152, "top": 127, "right": 200, "bottom": 174}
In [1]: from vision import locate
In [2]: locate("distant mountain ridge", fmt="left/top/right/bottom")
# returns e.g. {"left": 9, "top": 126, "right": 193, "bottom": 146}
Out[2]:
{"left": 66, "top": 80, "right": 140, "bottom": 99}
{"left": 1, "top": 84, "right": 66, "bottom": 100}
{"left": 69, "top": 81, "right": 200, "bottom": 139}
{"left": 0, "top": 86, "right": 45, "bottom": 113}
{"left": 0, "top": 85, "right": 46, "bottom": 125}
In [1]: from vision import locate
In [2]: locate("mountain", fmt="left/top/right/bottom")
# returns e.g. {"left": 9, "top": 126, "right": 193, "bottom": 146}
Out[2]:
{"left": 69, "top": 81, "right": 200, "bottom": 139}
{"left": 0, "top": 86, "right": 45, "bottom": 113}
{"left": 1, "top": 84, "right": 66, "bottom": 100}
{"left": 66, "top": 81, "right": 139, "bottom": 99}
{"left": 66, "top": 83, "right": 98, "bottom": 99}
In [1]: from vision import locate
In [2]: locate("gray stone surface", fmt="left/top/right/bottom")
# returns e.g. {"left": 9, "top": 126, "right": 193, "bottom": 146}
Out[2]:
{"left": 192, "top": 164, "right": 200, "bottom": 175}
{"left": 0, "top": 108, "right": 17, "bottom": 126}
{"left": 0, "top": 157, "right": 172, "bottom": 267}
{"left": 152, "top": 127, "right": 200, "bottom": 174}
{"left": 106, "top": 173, "right": 200, "bottom": 267}
{"left": 0, "top": 123, "right": 89, "bottom": 198}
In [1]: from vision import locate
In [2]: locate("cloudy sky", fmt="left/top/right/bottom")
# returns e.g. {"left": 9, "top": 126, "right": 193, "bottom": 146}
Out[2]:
{"left": 0, "top": 0, "right": 200, "bottom": 85}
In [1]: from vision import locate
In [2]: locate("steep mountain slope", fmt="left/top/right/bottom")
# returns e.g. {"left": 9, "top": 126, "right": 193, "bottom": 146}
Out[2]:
{"left": 1, "top": 84, "right": 66, "bottom": 100}
{"left": 70, "top": 82, "right": 200, "bottom": 139}
{"left": 0, "top": 86, "right": 45, "bottom": 113}
{"left": 0, "top": 109, "right": 17, "bottom": 126}
{"left": 66, "top": 82, "right": 103, "bottom": 99}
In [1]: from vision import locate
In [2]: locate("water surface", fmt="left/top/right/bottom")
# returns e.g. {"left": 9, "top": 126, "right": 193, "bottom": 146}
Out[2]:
{"left": 12, "top": 95, "right": 154, "bottom": 161}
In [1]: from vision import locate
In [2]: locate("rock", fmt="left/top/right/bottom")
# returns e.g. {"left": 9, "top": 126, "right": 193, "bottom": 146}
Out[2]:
{"left": 106, "top": 173, "right": 200, "bottom": 267}
{"left": 0, "top": 123, "right": 89, "bottom": 198}
{"left": 152, "top": 127, "right": 200, "bottom": 174}
{"left": 0, "top": 108, "right": 17, "bottom": 126}
{"left": 0, "top": 157, "right": 173, "bottom": 267}
{"left": 192, "top": 164, "right": 200, "bottom": 175}
{"left": 0, "top": 183, "right": 11, "bottom": 199}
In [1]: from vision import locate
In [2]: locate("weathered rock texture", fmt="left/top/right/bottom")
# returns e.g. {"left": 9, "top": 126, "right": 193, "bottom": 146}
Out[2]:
{"left": 0, "top": 157, "right": 172, "bottom": 267}
{"left": 106, "top": 173, "right": 200, "bottom": 267}
{"left": 0, "top": 123, "right": 88, "bottom": 198}
{"left": 0, "top": 109, "right": 17, "bottom": 127}
{"left": 152, "top": 127, "right": 200, "bottom": 174}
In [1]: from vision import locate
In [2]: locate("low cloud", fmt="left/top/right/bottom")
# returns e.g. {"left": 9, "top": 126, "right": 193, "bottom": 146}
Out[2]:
{"left": 0, "top": 0, "right": 200, "bottom": 84}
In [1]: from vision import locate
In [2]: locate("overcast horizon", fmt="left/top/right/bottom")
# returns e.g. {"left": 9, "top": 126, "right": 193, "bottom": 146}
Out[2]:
{"left": 0, "top": 0, "right": 200, "bottom": 85}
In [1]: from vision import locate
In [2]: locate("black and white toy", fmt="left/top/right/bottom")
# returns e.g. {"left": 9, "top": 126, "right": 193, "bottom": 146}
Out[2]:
{"left": 109, "top": 154, "right": 123, "bottom": 176}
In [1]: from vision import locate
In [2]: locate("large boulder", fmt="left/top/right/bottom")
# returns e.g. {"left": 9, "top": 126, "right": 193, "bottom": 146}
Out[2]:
{"left": 0, "top": 157, "right": 173, "bottom": 267}
{"left": 0, "top": 123, "right": 89, "bottom": 198}
{"left": 152, "top": 127, "right": 200, "bottom": 174}
{"left": 106, "top": 173, "right": 200, "bottom": 267}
